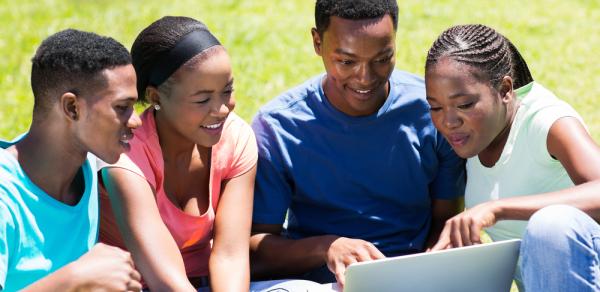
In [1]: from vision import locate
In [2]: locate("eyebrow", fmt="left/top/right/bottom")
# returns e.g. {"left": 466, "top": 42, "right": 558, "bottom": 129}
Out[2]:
{"left": 427, "top": 92, "right": 479, "bottom": 101}
{"left": 115, "top": 96, "right": 137, "bottom": 102}
{"left": 191, "top": 78, "right": 235, "bottom": 95}
{"left": 334, "top": 47, "right": 394, "bottom": 57}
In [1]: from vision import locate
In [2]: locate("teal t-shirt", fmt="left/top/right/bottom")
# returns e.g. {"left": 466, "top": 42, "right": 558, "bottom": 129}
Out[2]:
{"left": 0, "top": 137, "right": 99, "bottom": 291}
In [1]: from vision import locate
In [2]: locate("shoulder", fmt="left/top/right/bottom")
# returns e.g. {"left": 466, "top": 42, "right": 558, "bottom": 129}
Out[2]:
{"left": 0, "top": 161, "right": 24, "bottom": 225}
{"left": 0, "top": 150, "right": 25, "bottom": 201}
{"left": 389, "top": 69, "right": 425, "bottom": 89}
{"left": 386, "top": 69, "right": 428, "bottom": 113}
{"left": 389, "top": 69, "right": 426, "bottom": 99}
{"left": 222, "top": 112, "right": 256, "bottom": 145}
{"left": 255, "top": 74, "right": 324, "bottom": 120}
{"left": 521, "top": 83, "right": 583, "bottom": 129}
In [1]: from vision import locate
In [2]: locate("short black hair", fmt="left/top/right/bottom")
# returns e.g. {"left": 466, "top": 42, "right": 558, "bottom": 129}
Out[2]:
{"left": 131, "top": 16, "right": 216, "bottom": 103}
{"left": 30, "top": 29, "right": 131, "bottom": 116}
{"left": 425, "top": 24, "right": 533, "bottom": 89}
{"left": 315, "top": 0, "right": 398, "bottom": 36}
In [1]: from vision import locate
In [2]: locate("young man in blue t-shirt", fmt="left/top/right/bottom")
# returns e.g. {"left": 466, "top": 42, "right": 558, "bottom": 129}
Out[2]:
{"left": 250, "top": 0, "right": 465, "bottom": 287}
{"left": 0, "top": 29, "right": 142, "bottom": 291}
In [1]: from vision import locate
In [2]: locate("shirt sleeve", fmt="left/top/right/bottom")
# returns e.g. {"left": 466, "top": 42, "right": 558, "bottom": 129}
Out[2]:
{"left": 223, "top": 117, "right": 258, "bottom": 179}
{"left": 251, "top": 112, "right": 293, "bottom": 225}
{"left": 429, "top": 131, "right": 466, "bottom": 200}
{"left": 0, "top": 200, "right": 15, "bottom": 288}
{"left": 528, "top": 102, "right": 584, "bottom": 166}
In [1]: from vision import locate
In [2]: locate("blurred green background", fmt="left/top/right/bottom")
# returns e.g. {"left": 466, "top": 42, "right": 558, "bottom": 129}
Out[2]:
{"left": 1, "top": 0, "right": 598, "bottom": 143}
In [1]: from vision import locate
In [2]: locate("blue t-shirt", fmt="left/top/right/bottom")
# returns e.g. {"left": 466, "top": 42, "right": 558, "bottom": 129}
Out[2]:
{"left": 252, "top": 70, "right": 465, "bottom": 255}
{"left": 0, "top": 137, "right": 99, "bottom": 291}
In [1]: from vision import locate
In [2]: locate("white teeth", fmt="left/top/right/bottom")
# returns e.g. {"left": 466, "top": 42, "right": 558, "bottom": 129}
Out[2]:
{"left": 202, "top": 122, "right": 223, "bottom": 129}
{"left": 355, "top": 89, "right": 371, "bottom": 94}
{"left": 120, "top": 134, "right": 131, "bottom": 144}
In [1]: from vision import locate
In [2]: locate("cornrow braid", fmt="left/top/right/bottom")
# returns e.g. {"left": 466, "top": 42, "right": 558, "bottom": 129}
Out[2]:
{"left": 426, "top": 24, "right": 533, "bottom": 89}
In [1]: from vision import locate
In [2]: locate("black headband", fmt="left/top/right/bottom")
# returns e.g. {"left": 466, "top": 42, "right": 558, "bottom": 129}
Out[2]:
{"left": 148, "top": 29, "right": 221, "bottom": 87}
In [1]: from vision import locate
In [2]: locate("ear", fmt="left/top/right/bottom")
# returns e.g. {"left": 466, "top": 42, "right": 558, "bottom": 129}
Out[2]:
{"left": 145, "top": 86, "right": 161, "bottom": 106}
{"left": 311, "top": 28, "right": 323, "bottom": 56}
{"left": 60, "top": 92, "right": 80, "bottom": 121}
{"left": 499, "top": 76, "right": 514, "bottom": 104}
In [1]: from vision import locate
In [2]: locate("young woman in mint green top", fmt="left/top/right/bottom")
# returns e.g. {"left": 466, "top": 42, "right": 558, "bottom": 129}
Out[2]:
{"left": 424, "top": 24, "right": 600, "bottom": 291}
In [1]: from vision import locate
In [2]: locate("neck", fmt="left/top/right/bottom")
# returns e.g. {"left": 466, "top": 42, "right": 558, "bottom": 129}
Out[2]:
{"left": 13, "top": 120, "right": 87, "bottom": 204}
{"left": 478, "top": 100, "right": 520, "bottom": 167}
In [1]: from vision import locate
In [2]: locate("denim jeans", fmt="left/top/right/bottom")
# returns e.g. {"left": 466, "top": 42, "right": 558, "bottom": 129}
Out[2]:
{"left": 520, "top": 205, "right": 600, "bottom": 291}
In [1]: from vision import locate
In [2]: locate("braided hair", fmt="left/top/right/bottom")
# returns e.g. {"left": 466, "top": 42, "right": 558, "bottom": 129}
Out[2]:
{"left": 425, "top": 24, "right": 533, "bottom": 89}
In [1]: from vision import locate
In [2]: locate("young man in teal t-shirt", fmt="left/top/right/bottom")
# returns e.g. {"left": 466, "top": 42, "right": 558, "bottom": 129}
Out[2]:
{"left": 0, "top": 29, "right": 142, "bottom": 291}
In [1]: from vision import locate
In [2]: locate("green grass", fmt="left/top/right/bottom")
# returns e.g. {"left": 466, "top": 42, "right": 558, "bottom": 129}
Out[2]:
{"left": 1, "top": 0, "right": 598, "bottom": 143}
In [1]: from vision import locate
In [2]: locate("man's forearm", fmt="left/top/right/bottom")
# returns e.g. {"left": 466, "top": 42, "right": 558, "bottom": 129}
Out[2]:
{"left": 250, "top": 233, "right": 337, "bottom": 279}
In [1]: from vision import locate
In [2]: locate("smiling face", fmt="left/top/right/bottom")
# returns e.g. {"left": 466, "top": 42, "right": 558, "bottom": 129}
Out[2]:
{"left": 76, "top": 64, "right": 141, "bottom": 163}
{"left": 425, "top": 57, "right": 514, "bottom": 159}
{"left": 153, "top": 47, "right": 235, "bottom": 148}
{"left": 313, "top": 15, "right": 396, "bottom": 116}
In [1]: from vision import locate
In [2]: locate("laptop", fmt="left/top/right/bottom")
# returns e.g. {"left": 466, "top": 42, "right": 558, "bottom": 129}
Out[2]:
{"left": 344, "top": 239, "right": 521, "bottom": 292}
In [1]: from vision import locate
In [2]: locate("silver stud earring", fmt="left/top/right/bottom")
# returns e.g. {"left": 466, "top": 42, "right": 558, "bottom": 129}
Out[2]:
{"left": 154, "top": 104, "right": 161, "bottom": 111}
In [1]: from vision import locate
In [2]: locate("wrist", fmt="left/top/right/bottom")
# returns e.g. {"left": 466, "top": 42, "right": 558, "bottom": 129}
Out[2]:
{"left": 487, "top": 200, "right": 505, "bottom": 220}
{"left": 56, "top": 262, "right": 85, "bottom": 292}
{"left": 316, "top": 235, "right": 339, "bottom": 262}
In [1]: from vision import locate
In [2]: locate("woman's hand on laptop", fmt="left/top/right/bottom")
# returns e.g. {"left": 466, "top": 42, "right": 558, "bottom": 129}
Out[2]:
{"left": 429, "top": 201, "right": 500, "bottom": 251}
{"left": 324, "top": 236, "right": 385, "bottom": 287}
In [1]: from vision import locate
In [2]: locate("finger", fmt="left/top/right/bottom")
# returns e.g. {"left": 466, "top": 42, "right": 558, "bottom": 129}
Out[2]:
{"left": 121, "top": 251, "right": 135, "bottom": 267}
{"left": 365, "top": 242, "right": 386, "bottom": 260}
{"left": 450, "top": 219, "right": 464, "bottom": 248}
{"left": 130, "top": 269, "right": 142, "bottom": 281}
{"left": 127, "top": 279, "right": 143, "bottom": 292}
{"left": 470, "top": 222, "right": 483, "bottom": 244}
{"left": 334, "top": 262, "right": 348, "bottom": 288}
{"left": 354, "top": 248, "right": 372, "bottom": 263}
{"left": 460, "top": 218, "right": 473, "bottom": 246}
{"left": 430, "top": 226, "right": 451, "bottom": 251}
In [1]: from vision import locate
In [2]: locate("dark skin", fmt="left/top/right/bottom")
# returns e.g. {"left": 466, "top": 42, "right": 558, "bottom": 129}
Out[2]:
{"left": 103, "top": 48, "right": 254, "bottom": 292}
{"left": 6, "top": 65, "right": 143, "bottom": 292}
{"left": 250, "top": 15, "right": 461, "bottom": 287}
{"left": 426, "top": 58, "right": 600, "bottom": 250}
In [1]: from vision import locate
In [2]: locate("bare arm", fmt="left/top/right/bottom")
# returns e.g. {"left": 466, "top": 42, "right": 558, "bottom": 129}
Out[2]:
{"left": 22, "top": 243, "right": 141, "bottom": 292}
{"left": 209, "top": 166, "right": 256, "bottom": 292}
{"left": 492, "top": 117, "right": 600, "bottom": 219}
{"left": 432, "top": 117, "right": 600, "bottom": 250}
{"left": 102, "top": 167, "right": 195, "bottom": 292}
{"left": 426, "top": 198, "right": 463, "bottom": 249}
{"left": 250, "top": 224, "right": 384, "bottom": 287}
{"left": 250, "top": 224, "right": 334, "bottom": 278}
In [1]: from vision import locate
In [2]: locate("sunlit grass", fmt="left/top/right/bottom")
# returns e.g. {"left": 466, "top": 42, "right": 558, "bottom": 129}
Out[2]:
{"left": 1, "top": 0, "right": 598, "bottom": 144}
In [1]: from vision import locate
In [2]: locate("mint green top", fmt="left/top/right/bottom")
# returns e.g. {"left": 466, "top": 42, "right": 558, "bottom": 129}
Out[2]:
{"left": 465, "top": 82, "right": 584, "bottom": 241}
{"left": 0, "top": 136, "right": 99, "bottom": 291}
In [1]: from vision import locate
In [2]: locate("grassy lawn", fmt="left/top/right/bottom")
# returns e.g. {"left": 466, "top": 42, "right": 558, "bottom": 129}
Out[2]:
{"left": 0, "top": 1, "right": 598, "bottom": 290}
{"left": 1, "top": 0, "right": 598, "bottom": 142}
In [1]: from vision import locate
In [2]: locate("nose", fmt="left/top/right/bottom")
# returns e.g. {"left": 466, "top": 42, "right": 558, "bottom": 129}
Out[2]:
{"left": 443, "top": 108, "right": 462, "bottom": 129}
{"left": 127, "top": 111, "right": 142, "bottom": 129}
{"left": 210, "top": 101, "right": 231, "bottom": 118}
{"left": 356, "top": 63, "right": 376, "bottom": 86}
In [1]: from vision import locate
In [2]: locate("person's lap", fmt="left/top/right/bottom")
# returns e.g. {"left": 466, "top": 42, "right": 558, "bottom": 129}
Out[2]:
{"left": 520, "top": 205, "right": 600, "bottom": 291}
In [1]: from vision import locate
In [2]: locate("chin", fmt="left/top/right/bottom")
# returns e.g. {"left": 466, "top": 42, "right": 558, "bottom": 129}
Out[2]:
{"left": 456, "top": 148, "right": 478, "bottom": 159}
{"left": 96, "top": 150, "right": 121, "bottom": 164}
